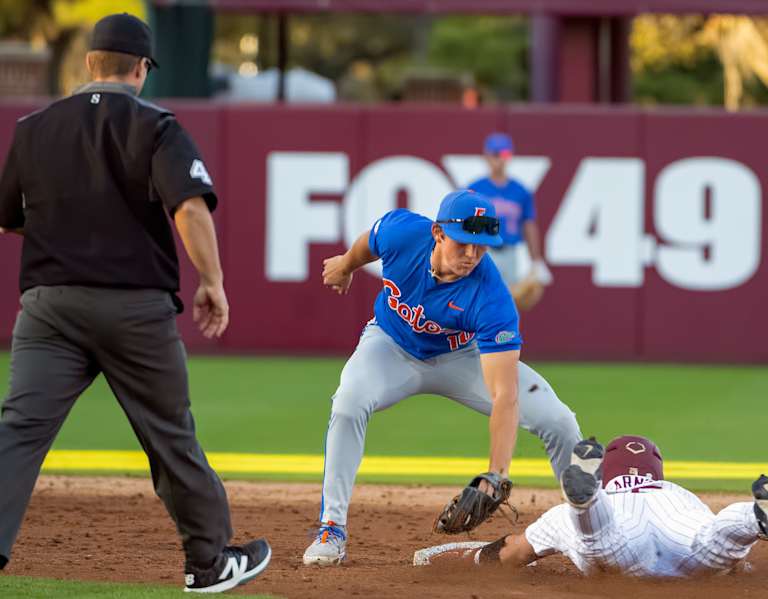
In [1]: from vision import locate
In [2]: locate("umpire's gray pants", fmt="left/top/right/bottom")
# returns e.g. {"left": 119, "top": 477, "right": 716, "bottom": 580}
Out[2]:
{"left": 0, "top": 286, "right": 232, "bottom": 568}
{"left": 320, "top": 323, "right": 581, "bottom": 525}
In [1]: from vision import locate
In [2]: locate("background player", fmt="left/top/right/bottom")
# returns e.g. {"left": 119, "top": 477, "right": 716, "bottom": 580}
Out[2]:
{"left": 303, "top": 189, "right": 581, "bottom": 566}
{"left": 416, "top": 435, "right": 768, "bottom": 577}
{"left": 468, "top": 132, "right": 552, "bottom": 309}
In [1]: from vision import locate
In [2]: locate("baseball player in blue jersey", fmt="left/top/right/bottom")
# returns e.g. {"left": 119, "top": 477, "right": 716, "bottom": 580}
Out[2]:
{"left": 302, "top": 189, "right": 582, "bottom": 566}
{"left": 469, "top": 133, "right": 552, "bottom": 307}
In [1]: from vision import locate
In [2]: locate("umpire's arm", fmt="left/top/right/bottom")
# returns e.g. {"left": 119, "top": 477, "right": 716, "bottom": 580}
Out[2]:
{"left": 480, "top": 350, "right": 520, "bottom": 478}
{"left": 175, "top": 197, "right": 224, "bottom": 287}
{"left": 174, "top": 197, "right": 229, "bottom": 338}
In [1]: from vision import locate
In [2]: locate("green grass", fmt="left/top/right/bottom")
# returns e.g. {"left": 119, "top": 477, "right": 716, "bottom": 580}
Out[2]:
{"left": 0, "top": 356, "right": 765, "bottom": 595}
{"left": 0, "top": 354, "right": 766, "bottom": 487}
{"left": 0, "top": 576, "right": 276, "bottom": 598}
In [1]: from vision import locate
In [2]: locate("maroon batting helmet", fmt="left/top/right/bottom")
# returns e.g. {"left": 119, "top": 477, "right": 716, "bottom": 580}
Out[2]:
{"left": 602, "top": 435, "right": 664, "bottom": 486}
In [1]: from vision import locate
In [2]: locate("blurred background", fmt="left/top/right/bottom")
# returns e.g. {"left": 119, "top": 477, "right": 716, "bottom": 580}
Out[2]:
{"left": 3, "top": 0, "right": 768, "bottom": 107}
{"left": 0, "top": 1, "right": 765, "bottom": 482}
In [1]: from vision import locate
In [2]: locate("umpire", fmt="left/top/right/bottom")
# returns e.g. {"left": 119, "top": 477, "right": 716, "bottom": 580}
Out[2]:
{"left": 0, "top": 14, "right": 270, "bottom": 593}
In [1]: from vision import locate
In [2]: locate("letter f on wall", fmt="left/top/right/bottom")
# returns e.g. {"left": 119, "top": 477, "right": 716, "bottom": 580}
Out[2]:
{"left": 266, "top": 152, "right": 347, "bottom": 281}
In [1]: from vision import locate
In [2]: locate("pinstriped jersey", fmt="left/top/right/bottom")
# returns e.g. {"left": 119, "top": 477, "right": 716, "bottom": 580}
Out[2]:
{"left": 524, "top": 481, "right": 759, "bottom": 577}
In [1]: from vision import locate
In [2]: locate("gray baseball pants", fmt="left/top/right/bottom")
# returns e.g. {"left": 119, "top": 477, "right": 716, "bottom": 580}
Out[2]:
{"left": 320, "top": 323, "right": 582, "bottom": 525}
{"left": 0, "top": 286, "right": 232, "bottom": 568}
{"left": 487, "top": 245, "right": 520, "bottom": 285}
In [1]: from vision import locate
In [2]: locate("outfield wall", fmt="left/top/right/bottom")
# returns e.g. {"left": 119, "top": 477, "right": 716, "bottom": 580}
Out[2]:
{"left": 0, "top": 102, "right": 765, "bottom": 362}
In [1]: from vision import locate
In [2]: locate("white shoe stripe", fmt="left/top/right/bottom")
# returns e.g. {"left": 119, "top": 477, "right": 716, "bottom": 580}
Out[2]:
{"left": 185, "top": 547, "right": 271, "bottom": 594}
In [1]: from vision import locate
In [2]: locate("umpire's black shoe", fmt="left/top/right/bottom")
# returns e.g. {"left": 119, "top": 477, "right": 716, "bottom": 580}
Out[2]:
{"left": 184, "top": 539, "right": 271, "bottom": 594}
{"left": 561, "top": 438, "right": 604, "bottom": 509}
{"left": 753, "top": 474, "right": 768, "bottom": 541}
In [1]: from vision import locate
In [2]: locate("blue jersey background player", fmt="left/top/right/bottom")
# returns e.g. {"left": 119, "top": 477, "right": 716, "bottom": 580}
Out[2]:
{"left": 302, "top": 189, "right": 581, "bottom": 567}
{"left": 469, "top": 133, "right": 552, "bottom": 294}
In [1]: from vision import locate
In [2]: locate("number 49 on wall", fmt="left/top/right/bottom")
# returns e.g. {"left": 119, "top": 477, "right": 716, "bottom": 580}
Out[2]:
{"left": 545, "top": 157, "right": 762, "bottom": 291}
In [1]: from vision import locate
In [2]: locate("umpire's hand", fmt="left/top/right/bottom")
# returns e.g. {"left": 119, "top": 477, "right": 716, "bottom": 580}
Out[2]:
{"left": 193, "top": 283, "right": 229, "bottom": 338}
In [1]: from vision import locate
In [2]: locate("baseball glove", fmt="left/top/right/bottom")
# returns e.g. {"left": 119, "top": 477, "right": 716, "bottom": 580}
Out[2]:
{"left": 433, "top": 472, "right": 513, "bottom": 535}
{"left": 510, "top": 275, "right": 544, "bottom": 311}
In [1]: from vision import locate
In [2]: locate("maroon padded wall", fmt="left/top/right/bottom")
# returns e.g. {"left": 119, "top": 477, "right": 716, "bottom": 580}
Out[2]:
{"left": 1, "top": 102, "right": 765, "bottom": 362}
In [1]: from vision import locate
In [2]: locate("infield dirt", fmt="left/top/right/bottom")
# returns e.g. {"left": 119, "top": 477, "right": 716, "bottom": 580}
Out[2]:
{"left": 6, "top": 476, "right": 767, "bottom": 598}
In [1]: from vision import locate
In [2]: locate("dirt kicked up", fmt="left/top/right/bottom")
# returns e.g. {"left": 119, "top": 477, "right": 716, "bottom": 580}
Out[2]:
{"left": 6, "top": 476, "right": 768, "bottom": 598}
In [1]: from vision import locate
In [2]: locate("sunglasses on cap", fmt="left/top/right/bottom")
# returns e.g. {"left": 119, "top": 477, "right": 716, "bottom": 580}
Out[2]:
{"left": 436, "top": 215, "right": 500, "bottom": 235}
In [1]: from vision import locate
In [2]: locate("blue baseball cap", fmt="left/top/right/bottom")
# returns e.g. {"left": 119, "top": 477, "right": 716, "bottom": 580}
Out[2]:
{"left": 435, "top": 189, "right": 503, "bottom": 247}
{"left": 483, "top": 132, "right": 514, "bottom": 157}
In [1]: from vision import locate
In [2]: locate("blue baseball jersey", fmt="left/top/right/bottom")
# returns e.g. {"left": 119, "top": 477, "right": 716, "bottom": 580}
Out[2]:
{"left": 367, "top": 209, "right": 522, "bottom": 360}
{"left": 468, "top": 177, "right": 535, "bottom": 246}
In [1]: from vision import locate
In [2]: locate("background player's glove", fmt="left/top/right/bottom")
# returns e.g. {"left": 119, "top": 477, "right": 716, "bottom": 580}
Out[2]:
{"left": 433, "top": 472, "right": 513, "bottom": 534}
{"left": 531, "top": 259, "right": 553, "bottom": 286}
{"left": 510, "top": 275, "right": 544, "bottom": 311}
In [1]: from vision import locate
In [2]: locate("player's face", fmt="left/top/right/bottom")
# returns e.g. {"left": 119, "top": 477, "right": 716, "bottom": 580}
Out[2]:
{"left": 438, "top": 232, "right": 487, "bottom": 277}
{"left": 485, "top": 152, "right": 510, "bottom": 177}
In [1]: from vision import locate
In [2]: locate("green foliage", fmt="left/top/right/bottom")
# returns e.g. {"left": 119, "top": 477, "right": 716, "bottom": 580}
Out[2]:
{"left": 631, "top": 14, "right": 768, "bottom": 107}
{"left": 213, "top": 13, "right": 419, "bottom": 101}
{"left": 427, "top": 16, "right": 529, "bottom": 101}
{"left": 291, "top": 14, "right": 420, "bottom": 101}
{"left": 742, "top": 74, "right": 768, "bottom": 106}
{"left": 0, "top": 0, "right": 50, "bottom": 38}
{"left": 631, "top": 15, "right": 721, "bottom": 106}
{"left": 633, "top": 56, "right": 724, "bottom": 105}
{"left": 213, "top": 13, "right": 529, "bottom": 102}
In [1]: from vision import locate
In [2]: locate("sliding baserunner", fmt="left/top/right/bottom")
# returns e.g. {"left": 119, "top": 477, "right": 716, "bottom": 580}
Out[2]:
{"left": 416, "top": 436, "right": 768, "bottom": 578}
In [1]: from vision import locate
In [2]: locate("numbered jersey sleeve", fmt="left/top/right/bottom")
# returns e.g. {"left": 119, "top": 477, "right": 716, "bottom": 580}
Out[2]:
{"left": 471, "top": 263, "right": 522, "bottom": 353}
{"left": 151, "top": 116, "right": 218, "bottom": 214}
{"left": 0, "top": 131, "right": 24, "bottom": 229}
{"left": 368, "top": 209, "right": 431, "bottom": 262}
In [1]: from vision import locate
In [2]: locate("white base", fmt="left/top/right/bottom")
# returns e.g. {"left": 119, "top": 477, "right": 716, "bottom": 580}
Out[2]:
{"left": 413, "top": 541, "right": 489, "bottom": 566}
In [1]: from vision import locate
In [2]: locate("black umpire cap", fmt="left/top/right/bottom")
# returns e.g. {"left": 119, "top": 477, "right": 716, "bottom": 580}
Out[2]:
{"left": 90, "top": 13, "right": 159, "bottom": 68}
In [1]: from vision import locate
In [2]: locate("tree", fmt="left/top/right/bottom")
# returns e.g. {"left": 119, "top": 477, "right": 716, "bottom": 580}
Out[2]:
{"left": 427, "top": 16, "right": 529, "bottom": 102}
{"left": 699, "top": 16, "right": 768, "bottom": 110}
{"left": 631, "top": 14, "right": 768, "bottom": 110}
{"left": 212, "top": 13, "right": 529, "bottom": 102}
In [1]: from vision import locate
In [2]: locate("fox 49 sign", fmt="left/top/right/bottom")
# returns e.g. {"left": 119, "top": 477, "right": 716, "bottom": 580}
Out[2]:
{"left": 265, "top": 152, "right": 762, "bottom": 292}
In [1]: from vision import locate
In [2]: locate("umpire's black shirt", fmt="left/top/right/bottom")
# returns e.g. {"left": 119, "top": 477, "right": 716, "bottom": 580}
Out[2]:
{"left": 0, "top": 81, "right": 217, "bottom": 294}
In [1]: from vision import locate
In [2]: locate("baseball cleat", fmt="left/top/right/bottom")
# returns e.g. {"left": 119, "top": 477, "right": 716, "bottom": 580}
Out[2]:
{"left": 184, "top": 538, "right": 271, "bottom": 593}
{"left": 561, "top": 438, "right": 604, "bottom": 508}
{"left": 303, "top": 521, "right": 347, "bottom": 566}
{"left": 753, "top": 474, "right": 768, "bottom": 540}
